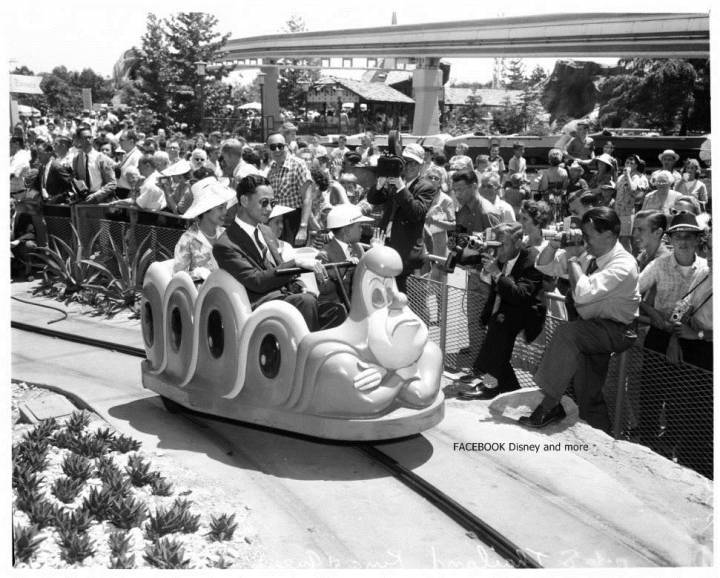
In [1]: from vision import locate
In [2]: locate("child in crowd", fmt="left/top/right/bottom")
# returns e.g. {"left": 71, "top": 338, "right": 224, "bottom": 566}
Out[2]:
{"left": 507, "top": 142, "right": 527, "bottom": 179}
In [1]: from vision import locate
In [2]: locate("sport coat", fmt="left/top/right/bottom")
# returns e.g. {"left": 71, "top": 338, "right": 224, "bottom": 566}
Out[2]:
{"left": 367, "top": 176, "right": 434, "bottom": 274}
{"left": 317, "top": 237, "right": 365, "bottom": 308}
{"left": 39, "top": 159, "right": 74, "bottom": 203}
{"left": 72, "top": 150, "right": 117, "bottom": 203}
{"left": 213, "top": 220, "right": 299, "bottom": 306}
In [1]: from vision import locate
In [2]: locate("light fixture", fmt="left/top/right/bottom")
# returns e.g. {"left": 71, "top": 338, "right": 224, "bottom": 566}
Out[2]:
{"left": 257, "top": 72, "right": 266, "bottom": 86}
{"left": 194, "top": 61, "right": 207, "bottom": 77}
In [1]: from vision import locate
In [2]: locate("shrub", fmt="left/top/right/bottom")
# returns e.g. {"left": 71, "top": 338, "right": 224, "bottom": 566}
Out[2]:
{"left": 206, "top": 513, "right": 238, "bottom": 542}
{"left": 51, "top": 476, "right": 86, "bottom": 503}
{"left": 144, "top": 537, "right": 191, "bottom": 569}
{"left": 13, "top": 524, "right": 46, "bottom": 565}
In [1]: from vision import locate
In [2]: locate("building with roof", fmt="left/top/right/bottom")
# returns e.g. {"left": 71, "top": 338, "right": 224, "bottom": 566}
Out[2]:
{"left": 443, "top": 87, "right": 523, "bottom": 112}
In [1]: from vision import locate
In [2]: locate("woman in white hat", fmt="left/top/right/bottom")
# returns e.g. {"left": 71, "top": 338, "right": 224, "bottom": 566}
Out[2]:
{"left": 267, "top": 203, "right": 297, "bottom": 262}
{"left": 173, "top": 177, "right": 235, "bottom": 281}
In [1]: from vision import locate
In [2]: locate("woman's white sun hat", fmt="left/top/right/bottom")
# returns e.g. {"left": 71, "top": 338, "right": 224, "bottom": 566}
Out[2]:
{"left": 183, "top": 177, "right": 236, "bottom": 220}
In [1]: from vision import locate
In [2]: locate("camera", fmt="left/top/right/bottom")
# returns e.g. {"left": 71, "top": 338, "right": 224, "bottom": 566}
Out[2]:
{"left": 376, "top": 154, "right": 405, "bottom": 178}
{"left": 669, "top": 299, "right": 692, "bottom": 324}
{"left": 542, "top": 228, "right": 584, "bottom": 248}
{"left": 443, "top": 233, "right": 501, "bottom": 273}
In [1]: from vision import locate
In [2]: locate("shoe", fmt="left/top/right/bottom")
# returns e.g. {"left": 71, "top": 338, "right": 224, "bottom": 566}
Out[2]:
{"left": 518, "top": 403, "right": 567, "bottom": 428}
{"left": 458, "top": 385, "right": 502, "bottom": 400}
{"left": 458, "top": 372, "right": 482, "bottom": 384}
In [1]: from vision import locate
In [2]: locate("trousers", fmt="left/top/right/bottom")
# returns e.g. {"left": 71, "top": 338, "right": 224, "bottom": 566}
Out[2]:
{"left": 534, "top": 317, "right": 636, "bottom": 433}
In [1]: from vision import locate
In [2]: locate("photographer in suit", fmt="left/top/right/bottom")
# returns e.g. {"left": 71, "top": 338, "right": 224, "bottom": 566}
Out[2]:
{"left": 456, "top": 222, "right": 546, "bottom": 399}
{"left": 366, "top": 143, "right": 434, "bottom": 293}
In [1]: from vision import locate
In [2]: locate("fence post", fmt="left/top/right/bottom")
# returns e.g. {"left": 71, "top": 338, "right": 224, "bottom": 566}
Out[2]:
{"left": 612, "top": 350, "right": 630, "bottom": 439}
{"left": 439, "top": 281, "right": 449, "bottom": 359}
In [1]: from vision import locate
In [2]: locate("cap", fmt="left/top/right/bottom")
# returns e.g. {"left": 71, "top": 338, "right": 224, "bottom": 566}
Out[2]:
{"left": 667, "top": 211, "right": 702, "bottom": 234}
{"left": 326, "top": 204, "right": 374, "bottom": 229}
{"left": 183, "top": 177, "right": 235, "bottom": 220}
{"left": 402, "top": 143, "right": 425, "bottom": 165}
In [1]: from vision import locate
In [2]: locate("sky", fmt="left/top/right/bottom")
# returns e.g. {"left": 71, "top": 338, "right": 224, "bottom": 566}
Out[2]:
{"left": 3, "top": 0, "right": 711, "bottom": 86}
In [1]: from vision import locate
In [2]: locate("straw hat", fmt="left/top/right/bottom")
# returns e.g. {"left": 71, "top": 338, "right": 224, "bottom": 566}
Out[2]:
{"left": 658, "top": 149, "right": 680, "bottom": 162}
{"left": 326, "top": 204, "right": 374, "bottom": 230}
{"left": 183, "top": 177, "right": 235, "bottom": 220}
{"left": 268, "top": 204, "right": 296, "bottom": 220}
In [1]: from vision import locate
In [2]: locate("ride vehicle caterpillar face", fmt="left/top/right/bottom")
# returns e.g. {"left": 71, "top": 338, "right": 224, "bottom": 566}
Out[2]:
{"left": 140, "top": 246, "right": 444, "bottom": 441}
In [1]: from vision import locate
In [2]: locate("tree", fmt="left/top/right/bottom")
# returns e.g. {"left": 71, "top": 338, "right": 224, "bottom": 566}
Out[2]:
{"left": 276, "top": 16, "right": 321, "bottom": 112}
{"left": 597, "top": 59, "right": 701, "bottom": 134}
{"left": 504, "top": 59, "right": 526, "bottom": 90}
{"left": 40, "top": 66, "right": 81, "bottom": 116}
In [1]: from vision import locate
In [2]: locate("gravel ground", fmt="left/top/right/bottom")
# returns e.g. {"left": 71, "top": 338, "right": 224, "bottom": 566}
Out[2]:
{"left": 11, "top": 381, "right": 263, "bottom": 570}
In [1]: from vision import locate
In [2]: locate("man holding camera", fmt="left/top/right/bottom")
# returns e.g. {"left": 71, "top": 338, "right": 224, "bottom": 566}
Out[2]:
{"left": 523, "top": 207, "right": 639, "bottom": 432}
{"left": 456, "top": 222, "right": 546, "bottom": 399}
{"left": 366, "top": 143, "right": 434, "bottom": 293}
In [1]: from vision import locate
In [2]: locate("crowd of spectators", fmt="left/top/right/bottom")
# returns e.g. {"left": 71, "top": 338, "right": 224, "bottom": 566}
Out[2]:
{"left": 9, "top": 108, "right": 713, "bottom": 476}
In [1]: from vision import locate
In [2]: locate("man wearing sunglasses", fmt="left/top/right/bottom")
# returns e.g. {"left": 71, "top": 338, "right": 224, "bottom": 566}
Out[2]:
{"left": 213, "top": 174, "right": 320, "bottom": 331}
{"left": 266, "top": 133, "right": 314, "bottom": 247}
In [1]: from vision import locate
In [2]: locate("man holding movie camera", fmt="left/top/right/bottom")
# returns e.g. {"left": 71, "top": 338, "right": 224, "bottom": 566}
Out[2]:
{"left": 367, "top": 143, "right": 434, "bottom": 293}
{"left": 522, "top": 206, "right": 640, "bottom": 432}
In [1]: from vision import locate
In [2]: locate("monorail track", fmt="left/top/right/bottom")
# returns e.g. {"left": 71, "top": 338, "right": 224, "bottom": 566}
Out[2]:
{"left": 11, "top": 320, "right": 540, "bottom": 569}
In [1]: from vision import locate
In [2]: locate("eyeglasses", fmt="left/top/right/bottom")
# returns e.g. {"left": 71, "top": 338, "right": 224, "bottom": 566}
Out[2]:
{"left": 669, "top": 208, "right": 693, "bottom": 216}
{"left": 259, "top": 198, "right": 277, "bottom": 208}
{"left": 268, "top": 143, "right": 285, "bottom": 151}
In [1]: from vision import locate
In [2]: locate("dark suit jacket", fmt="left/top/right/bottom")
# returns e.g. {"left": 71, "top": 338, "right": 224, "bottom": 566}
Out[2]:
{"left": 36, "top": 160, "right": 74, "bottom": 203}
{"left": 463, "top": 247, "right": 546, "bottom": 343}
{"left": 72, "top": 151, "right": 117, "bottom": 203}
{"left": 317, "top": 237, "right": 364, "bottom": 308}
{"left": 213, "top": 221, "right": 299, "bottom": 306}
{"left": 367, "top": 176, "right": 434, "bottom": 274}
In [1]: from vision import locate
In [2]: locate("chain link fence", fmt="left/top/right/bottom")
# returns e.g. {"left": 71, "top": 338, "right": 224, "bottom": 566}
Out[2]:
{"left": 405, "top": 272, "right": 713, "bottom": 480}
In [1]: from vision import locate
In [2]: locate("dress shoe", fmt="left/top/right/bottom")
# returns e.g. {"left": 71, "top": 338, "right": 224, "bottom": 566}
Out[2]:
{"left": 518, "top": 403, "right": 567, "bottom": 428}
{"left": 457, "top": 385, "right": 500, "bottom": 400}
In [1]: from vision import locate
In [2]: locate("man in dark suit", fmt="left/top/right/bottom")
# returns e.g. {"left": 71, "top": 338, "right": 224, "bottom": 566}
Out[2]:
{"left": 213, "top": 174, "right": 321, "bottom": 331}
{"left": 34, "top": 142, "right": 74, "bottom": 204}
{"left": 457, "top": 222, "right": 546, "bottom": 399}
{"left": 367, "top": 143, "right": 434, "bottom": 293}
{"left": 72, "top": 126, "right": 117, "bottom": 203}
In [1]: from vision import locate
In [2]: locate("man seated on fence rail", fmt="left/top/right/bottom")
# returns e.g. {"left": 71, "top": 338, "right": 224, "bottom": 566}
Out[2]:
{"left": 520, "top": 207, "right": 640, "bottom": 433}
{"left": 455, "top": 222, "right": 546, "bottom": 400}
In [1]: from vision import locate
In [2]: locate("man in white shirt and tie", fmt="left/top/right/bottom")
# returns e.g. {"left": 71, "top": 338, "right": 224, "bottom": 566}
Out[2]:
{"left": 72, "top": 127, "right": 117, "bottom": 203}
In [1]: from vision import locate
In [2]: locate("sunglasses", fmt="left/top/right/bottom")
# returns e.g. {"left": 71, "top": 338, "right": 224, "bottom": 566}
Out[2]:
{"left": 268, "top": 143, "right": 285, "bottom": 151}
{"left": 669, "top": 208, "right": 694, "bottom": 216}
{"left": 259, "top": 198, "right": 277, "bottom": 208}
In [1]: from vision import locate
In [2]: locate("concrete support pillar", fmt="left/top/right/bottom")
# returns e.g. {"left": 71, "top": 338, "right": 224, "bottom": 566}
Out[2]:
{"left": 261, "top": 65, "right": 281, "bottom": 134}
{"left": 412, "top": 59, "right": 443, "bottom": 135}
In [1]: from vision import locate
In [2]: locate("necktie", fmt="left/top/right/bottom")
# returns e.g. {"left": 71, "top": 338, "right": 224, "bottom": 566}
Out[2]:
{"left": 253, "top": 227, "right": 269, "bottom": 267}
{"left": 586, "top": 258, "right": 598, "bottom": 275}
{"left": 85, "top": 153, "right": 92, "bottom": 190}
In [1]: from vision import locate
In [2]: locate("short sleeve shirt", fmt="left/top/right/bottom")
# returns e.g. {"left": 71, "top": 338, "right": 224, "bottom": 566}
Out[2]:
{"left": 267, "top": 154, "right": 312, "bottom": 209}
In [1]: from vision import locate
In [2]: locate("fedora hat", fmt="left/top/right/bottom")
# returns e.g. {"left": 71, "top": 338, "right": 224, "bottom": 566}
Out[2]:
{"left": 326, "top": 204, "right": 374, "bottom": 230}
{"left": 183, "top": 177, "right": 235, "bottom": 220}
{"left": 667, "top": 210, "right": 702, "bottom": 234}
{"left": 658, "top": 149, "right": 680, "bottom": 162}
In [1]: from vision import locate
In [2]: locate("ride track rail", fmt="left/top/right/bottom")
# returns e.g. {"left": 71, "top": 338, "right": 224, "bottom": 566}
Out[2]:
{"left": 11, "top": 319, "right": 542, "bottom": 569}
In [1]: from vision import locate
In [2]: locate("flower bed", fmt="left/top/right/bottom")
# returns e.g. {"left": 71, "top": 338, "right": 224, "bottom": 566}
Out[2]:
{"left": 12, "top": 382, "right": 256, "bottom": 569}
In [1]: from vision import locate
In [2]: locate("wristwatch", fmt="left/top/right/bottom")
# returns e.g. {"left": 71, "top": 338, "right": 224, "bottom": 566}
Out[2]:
{"left": 697, "top": 329, "right": 705, "bottom": 341}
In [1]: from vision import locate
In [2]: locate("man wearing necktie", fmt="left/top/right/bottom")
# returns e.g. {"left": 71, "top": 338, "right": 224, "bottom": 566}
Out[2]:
{"left": 73, "top": 127, "right": 117, "bottom": 203}
{"left": 522, "top": 206, "right": 640, "bottom": 432}
{"left": 455, "top": 222, "right": 546, "bottom": 400}
{"left": 213, "top": 174, "right": 321, "bottom": 331}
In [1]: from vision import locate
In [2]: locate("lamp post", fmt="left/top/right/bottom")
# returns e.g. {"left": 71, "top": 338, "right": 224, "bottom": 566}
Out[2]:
{"left": 194, "top": 60, "right": 207, "bottom": 134}
{"left": 257, "top": 72, "right": 266, "bottom": 142}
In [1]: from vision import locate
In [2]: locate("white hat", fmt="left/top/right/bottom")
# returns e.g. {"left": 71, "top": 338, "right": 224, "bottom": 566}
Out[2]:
{"left": 161, "top": 159, "right": 192, "bottom": 177}
{"left": 326, "top": 204, "right": 374, "bottom": 230}
{"left": 402, "top": 143, "right": 425, "bottom": 165}
{"left": 269, "top": 204, "right": 296, "bottom": 220}
{"left": 658, "top": 149, "right": 680, "bottom": 162}
{"left": 596, "top": 153, "right": 614, "bottom": 167}
{"left": 183, "top": 177, "right": 235, "bottom": 220}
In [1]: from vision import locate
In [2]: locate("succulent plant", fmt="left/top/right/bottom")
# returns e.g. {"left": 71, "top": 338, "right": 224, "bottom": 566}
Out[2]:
{"left": 206, "top": 513, "right": 238, "bottom": 542}
{"left": 61, "top": 453, "right": 94, "bottom": 482}
{"left": 107, "top": 495, "right": 148, "bottom": 530}
{"left": 80, "top": 485, "right": 114, "bottom": 522}
{"left": 26, "top": 499, "right": 57, "bottom": 530}
{"left": 149, "top": 475, "right": 173, "bottom": 497}
{"left": 26, "top": 417, "right": 60, "bottom": 441}
{"left": 74, "top": 433, "right": 108, "bottom": 459}
{"left": 51, "top": 476, "right": 86, "bottom": 503}
{"left": 144, "top": 498, "right": 200, "bottom": 540}
{"left": 144, "top": 537, "right": 191, "bottom": 569}
{"left": 209, "top": 553, "right": 234, "bottom": 568}
{"left": 110, "top": 434, "right": 142, "bottom": 454}
{"left": 109, "top": 553, "right": 136, "bottom": 569}
{"left": 125, "top": 454, "right": 155, "bottom": 487}
{"left": 13, "top": 524, "right": 46, "bottom": 565}
{"left": 65, "top": 410, "right": 91, "bottom": 434}
{"left": 95, "top": 455, "right": 123, "bottom": 483}
{"left": 12, "top": 466, "right": 44, "bottom": 493}
{"left": 108, "top": 529, "right": 133, "bottom": 557}
{"left": 51, "top": 429, "right": 78, "bottom": 451}
{"left": 54, "top": 506, "right": 93, "bottom": 534}
{"left": 13, "top": 440, "right": 49, "bottom": 473}
{"left": 57, "top": 527, "right": 96, "bottom": 564}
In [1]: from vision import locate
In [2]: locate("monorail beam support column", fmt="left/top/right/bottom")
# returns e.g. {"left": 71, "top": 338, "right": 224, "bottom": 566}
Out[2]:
{"left": 412, "top": 58, "right": 443, "bottom": 135}
{"left": 261, "top": 64, "right": 281, "bottom": 135}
